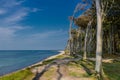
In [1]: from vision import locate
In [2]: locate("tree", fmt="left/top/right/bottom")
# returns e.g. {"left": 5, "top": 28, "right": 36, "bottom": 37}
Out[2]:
{"left": 95, "top": 0, "right": 103, "bottom": 77}
{"left": 68, "top": 2, "right": 89, "bottom": 56}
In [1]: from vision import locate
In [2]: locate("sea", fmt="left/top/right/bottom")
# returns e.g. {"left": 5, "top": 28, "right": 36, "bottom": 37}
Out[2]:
{"left": 0, "top": 50, "right": 59, "bottom": 76}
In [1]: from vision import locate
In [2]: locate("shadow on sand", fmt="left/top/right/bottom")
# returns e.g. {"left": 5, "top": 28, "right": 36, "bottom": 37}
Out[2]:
{"left": 32, "top": 56, "right": 82, "bottom": 80}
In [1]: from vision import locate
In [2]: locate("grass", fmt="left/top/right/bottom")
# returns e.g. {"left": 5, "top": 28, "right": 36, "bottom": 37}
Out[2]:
{"left": 42, "top": 58, "right": 58, "bottom": 65}
{"left": 0, "top": 68, "right": 34, "bottom": 80}
{"left": 69, "top": 71, "right": 90, "bottom": 77}
{"left": 68, "top": 61, "right": 96, "bottom": 80}
{"left": 78, "top": 60, "right": 95, "bottom": 75}
{"left": 103, "top": 62, "right": 120, "bottom": 80}
{"left": 79, "top": 58, "right": 120, "bottom": 80}
{"left": 82, "top": 59, "right": 120, "bottom": 80}
{"left": 40, "top": 67, "right": 57, "bottom": 80}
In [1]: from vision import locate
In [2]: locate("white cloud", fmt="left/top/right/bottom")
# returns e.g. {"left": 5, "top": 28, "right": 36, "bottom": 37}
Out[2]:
{"left": 0, "top": 0, "right": 34, "bottom": 40}
{"left": 4, "top": 8, "right": 29, "bottom": 23}
{"left": 0, "top": 9, "right": 6, "bottom": 15}
{"left": 0, "top": 27, "right": 15, "bottom": 39}
{"left": 1, "top": 0, "right": 25, "bottom": 8}
{"left": 12, "top": 26, "right": 31, "bottom": 30}
{"left": 0, "top": 26, "right": 29, "bottom": 40}
{"left": 31, "top": 8, "right": 42, "bottom": 12}
{"left": 30, "top": 30, "right": 67, "bottom": 39}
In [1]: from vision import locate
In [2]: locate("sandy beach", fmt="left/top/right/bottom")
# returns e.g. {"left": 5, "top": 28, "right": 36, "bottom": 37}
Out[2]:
{"left": 28, "top": 51, "right": 64, "bottom": 68}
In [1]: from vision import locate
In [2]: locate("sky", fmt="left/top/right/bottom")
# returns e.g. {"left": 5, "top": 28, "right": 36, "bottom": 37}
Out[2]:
{"left": 0, "top": 0, "right": 82, "bottom": 50}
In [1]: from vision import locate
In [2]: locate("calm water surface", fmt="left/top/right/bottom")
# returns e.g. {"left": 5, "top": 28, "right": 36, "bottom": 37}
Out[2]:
{"left": 0, "top": 50, "right": 59, "bottom": 76}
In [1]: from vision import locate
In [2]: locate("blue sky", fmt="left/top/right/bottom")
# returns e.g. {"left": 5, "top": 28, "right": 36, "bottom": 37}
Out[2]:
{"left": 0, "top": 0, "right": 82, "bottom": 50}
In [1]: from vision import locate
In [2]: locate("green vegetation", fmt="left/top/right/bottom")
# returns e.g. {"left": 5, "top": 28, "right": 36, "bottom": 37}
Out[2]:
{"left": 67, "top": 61, "right": 96, "bottom": 80}
{"left": 0, "top": 68, "right": 34, "bottom": 80}
{"left": 103, "top": 62, "right": 120, "bottom": 80}
{"left": 42, "top": 58, "right": 57, "bottom": 65}
{"left": 68, "top": 62, "right": 90, "bottom": 77}
{"left": 69, "top": 71, "right": 89, "bottom": 77}
{"left": 77, "top": 59, "right": 120, "bottom": 80}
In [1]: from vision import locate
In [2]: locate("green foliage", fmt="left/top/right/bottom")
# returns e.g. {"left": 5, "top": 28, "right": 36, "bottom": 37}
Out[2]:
{"left": 42, "top": 58, "right": 57, "bottom": 65}
{"left": 75, "top": 15, "right": 90, "bottom": 28}
{"left": 69, "top": 71, "right": 90, "bottom": 77}
{"left": 0, "top": 68, "right": 34, "bottom": 80}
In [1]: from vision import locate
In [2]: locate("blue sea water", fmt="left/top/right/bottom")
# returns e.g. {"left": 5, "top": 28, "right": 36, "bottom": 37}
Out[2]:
{"left": 0, "top": 50, "right": 59, "bottom": 76}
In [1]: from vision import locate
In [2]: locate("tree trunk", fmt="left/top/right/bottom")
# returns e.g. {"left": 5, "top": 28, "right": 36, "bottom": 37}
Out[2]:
{"left": 95, "top": 0, "right": 103, "bottom": 76}
{"left": 112, "top": 25, "right": 115, "bottom": 54}
{"left": 83, "top": 28, "right": 88, "bottom": 60}
{"left": 83, "top": 21, "right": 92, "bottom": 60}
{"left": 109, "top": 25, "right": 112, "bottom": 54}
{"left": 69, "top": 18, "right": 73, "bottom": 55}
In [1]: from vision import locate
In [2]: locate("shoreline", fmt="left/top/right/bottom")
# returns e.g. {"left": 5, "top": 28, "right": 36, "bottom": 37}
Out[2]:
{"left": 28, "top": 51, "right": 64, "bottom": 68}
{"left": 0, "top": 51, "right": 64, "bottom": 77}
